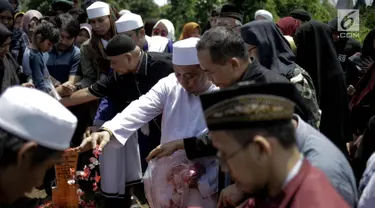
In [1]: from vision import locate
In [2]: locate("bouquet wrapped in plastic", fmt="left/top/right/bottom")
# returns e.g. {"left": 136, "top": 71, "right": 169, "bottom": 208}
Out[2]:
{"left": 144, "top": 150, "right": 206, "bottom": 208}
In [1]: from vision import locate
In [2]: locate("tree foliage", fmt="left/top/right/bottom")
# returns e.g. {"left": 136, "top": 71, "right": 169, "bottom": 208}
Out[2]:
{"left": 161, "top": 0, "right": 224, "bottom": 38}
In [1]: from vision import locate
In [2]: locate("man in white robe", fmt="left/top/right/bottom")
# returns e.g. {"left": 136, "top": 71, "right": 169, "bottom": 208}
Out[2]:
{"left": 78, "top": 37, "right": 218, "bottom": 207}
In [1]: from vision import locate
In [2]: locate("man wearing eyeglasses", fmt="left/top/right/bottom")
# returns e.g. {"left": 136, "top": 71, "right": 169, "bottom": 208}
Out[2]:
{"left": 199, "top": 82, "right": 349, "bottom": 208}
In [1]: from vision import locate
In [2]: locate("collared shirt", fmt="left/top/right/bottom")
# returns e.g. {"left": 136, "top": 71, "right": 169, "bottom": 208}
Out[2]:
{"left": 102, "top": 73, "right": 218, "bottom": 145}
{"left": 282, "top": 154, "right": 304, "bottom": 188}
{"left": 46, "top": 45, "right": 81, "bottom": 83}
{"left": 294, "top": 114, "right": 357, "bottom": 207}
{"left": 89, "top": 52, "right": 173, "bottom": 114}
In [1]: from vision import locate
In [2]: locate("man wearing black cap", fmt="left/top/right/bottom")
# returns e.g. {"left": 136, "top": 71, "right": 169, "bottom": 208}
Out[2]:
{"left": 60, "top": 34, "right": 173, "bottom": 206}
{"left": 289, "top": 9, "right": 311, "bottom": 24}
{"left": 201, "top": 82, "right": 349, "bottom": 208}
{"left": 217, "top": 4, "right": 243, "bottom": 32}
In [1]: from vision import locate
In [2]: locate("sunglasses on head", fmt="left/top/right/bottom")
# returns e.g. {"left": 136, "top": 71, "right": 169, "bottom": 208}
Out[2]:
{"left": 152, "top": 28, "right": 167, "bottom": 37}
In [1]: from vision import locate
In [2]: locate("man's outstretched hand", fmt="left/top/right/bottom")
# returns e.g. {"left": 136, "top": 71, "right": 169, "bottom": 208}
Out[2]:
{"left": 146, "top": 139, "right": 184, "bottom": 162}
{"left": 75, "top": 131, "right": 111, "bottom": 153}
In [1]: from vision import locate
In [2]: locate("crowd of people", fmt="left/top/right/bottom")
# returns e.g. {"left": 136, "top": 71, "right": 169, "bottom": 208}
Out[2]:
{"left": 0, "top": 0, "right": 375, "bottom": 207}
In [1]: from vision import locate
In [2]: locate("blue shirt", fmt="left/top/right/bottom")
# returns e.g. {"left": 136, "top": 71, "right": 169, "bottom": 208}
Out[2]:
{"left": 46, "top": 45, "right": 81, "bottom": 83}
{"left": 29, "top": 48, "right": 48, "bottom": 92}
{"left": 22, "top": 47, "right": 49, "bottom": 76}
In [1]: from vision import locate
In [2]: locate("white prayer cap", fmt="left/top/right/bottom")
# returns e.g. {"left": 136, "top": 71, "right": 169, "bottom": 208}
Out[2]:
{"left": 0, "top": 87, "right": 77, "bottom": 150}
{"left": 86, "top": 1, "right": 110, "bottom": 19}
{"left": 119, "top": 9, "right": 131, "bottom": 16}
{"left": 254, "top": 9, "right": 273, "bottom": 21}
{"left": 172, "top": 37, "right": 200, "bottom": 66}
{"left": 116, "top": 12, "right": 144, "bottom": 33}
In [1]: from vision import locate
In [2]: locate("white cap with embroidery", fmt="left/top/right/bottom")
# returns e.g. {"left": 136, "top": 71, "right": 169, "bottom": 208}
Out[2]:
{"left": 87, "top": 1, "right": 110, "bottom": 19}
{"left": 116, "top": 12, "right": 143, "bottom": 33}
{"left": 0, "top": 86, "right": 77, "bottom": 150}
{"left": 172, "top": 37, "right": 200, "bottom": 66}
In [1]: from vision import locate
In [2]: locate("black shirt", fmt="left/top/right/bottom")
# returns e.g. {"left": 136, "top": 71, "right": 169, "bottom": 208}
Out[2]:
{"left": 89, "top": 52, "right": 173, "bottom": 114}
{"left": 183, "top": 58, "right": 289, "bottom": 160}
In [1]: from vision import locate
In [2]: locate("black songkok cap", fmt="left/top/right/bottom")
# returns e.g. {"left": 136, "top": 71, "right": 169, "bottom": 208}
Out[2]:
{"left": 289, "top": 9, "right": 311, "bottom": 22}
{"left": 200, "top": 82, "right": 296, "bottom": 130}
{"left": 219, "top": 4, "right": 243, "bottom": 23}
{"left": 106, "top": 34, "right": 137, "bottom": 57}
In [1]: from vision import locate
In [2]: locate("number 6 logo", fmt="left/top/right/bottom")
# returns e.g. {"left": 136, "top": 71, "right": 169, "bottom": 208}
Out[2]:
{"left": 338, "top": 9, "right": 359, "bottom": 32}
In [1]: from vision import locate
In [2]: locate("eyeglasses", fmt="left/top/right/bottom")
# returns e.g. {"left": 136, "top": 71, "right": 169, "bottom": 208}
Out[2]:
{"left": 152, "top": 28, "right": 167, "bottom": 37}
{"left": 217, "top": 138, "right": 254, "bottom": 172}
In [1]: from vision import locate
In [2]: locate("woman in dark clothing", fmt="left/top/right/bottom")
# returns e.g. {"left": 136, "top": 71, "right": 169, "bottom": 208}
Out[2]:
{"left": 349, "top": 29, "right": 375, "bottom": 135}
{"left": 294, "top": 21, "right": 352, "bottom": 153}
{"left": 240, "top": 20, "right": 320, "bottom": 128}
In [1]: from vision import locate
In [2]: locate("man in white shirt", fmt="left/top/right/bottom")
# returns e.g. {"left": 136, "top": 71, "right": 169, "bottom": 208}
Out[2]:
{"left": 77, "top": 37, "right": 218, "bottom": 207}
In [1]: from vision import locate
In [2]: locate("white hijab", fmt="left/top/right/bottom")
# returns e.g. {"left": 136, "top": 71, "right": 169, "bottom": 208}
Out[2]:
{"left": 153, "top": 19, "right": 175, "bottom": 41}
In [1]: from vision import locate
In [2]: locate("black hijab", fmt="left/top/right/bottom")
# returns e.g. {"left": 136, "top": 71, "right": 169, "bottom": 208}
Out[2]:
{"left": 241, "top": 20, "right": 296, "bottom": 78}
{"left": 294, "top": 21, "right": 344, "bottom": 96}
{"left": 295, "top": 21, "right": 352, "bottom": 153}
{"left": 362, "top": 28, "right": 375, "bottom": 60}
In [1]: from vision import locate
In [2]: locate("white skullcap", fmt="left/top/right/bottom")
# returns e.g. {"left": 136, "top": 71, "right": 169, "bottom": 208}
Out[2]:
{"left": 86, "top": 1, "right": 110, "bottom": 19}
{"left": 119, "top": 9, "right": 131, "bottom": 16}
{"left": 254, "top": 9, "right": 273, "bottom": 21}
{"left": 0, "top": 87, "right": 77, "bottom": 150}
{"left": 172, "top": 37, "right": 200, "bottom": 66}
{"left": 116, "top": 12, "right": 143, "bottom": 33}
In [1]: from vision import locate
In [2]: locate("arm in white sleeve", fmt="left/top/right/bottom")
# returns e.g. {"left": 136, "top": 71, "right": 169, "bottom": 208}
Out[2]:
{"left": 102, "top": 78, "right": 168, "bottom": 145}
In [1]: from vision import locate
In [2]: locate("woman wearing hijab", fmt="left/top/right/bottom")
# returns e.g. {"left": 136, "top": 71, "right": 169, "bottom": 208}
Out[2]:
{"left": 13, "top": 12, "right": 23, "bottom": 30}
{"left": 276, "top": 17, "right": 300, "bottom": 53}
{"left": 328, "top": 17, "right": 362, "bottom": 73}
{"left": 240, "top": 20, "right": 320, "bottom": 128}
{"left": 76, "top": 23, "right": 92, "bottom": 47}
{"left": 0, "top": 1, "right": 26, "bottom": 66}
{"left": 348, "top": 29, "right": 375, "bottom": 137}
{"left": 152, "top": 19, "right": 175, "bottom": 42}
{"left": 21, "top": 10, "right": 43, "bottom": 46}
{"left": 294, "top": 21, "right": 352, "bottom": 153}
{"left": 277, "top": 16, "right": 300, "bottom": 36}
{"left": 179, "top": 22, "right": 200, "bottom": 40}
